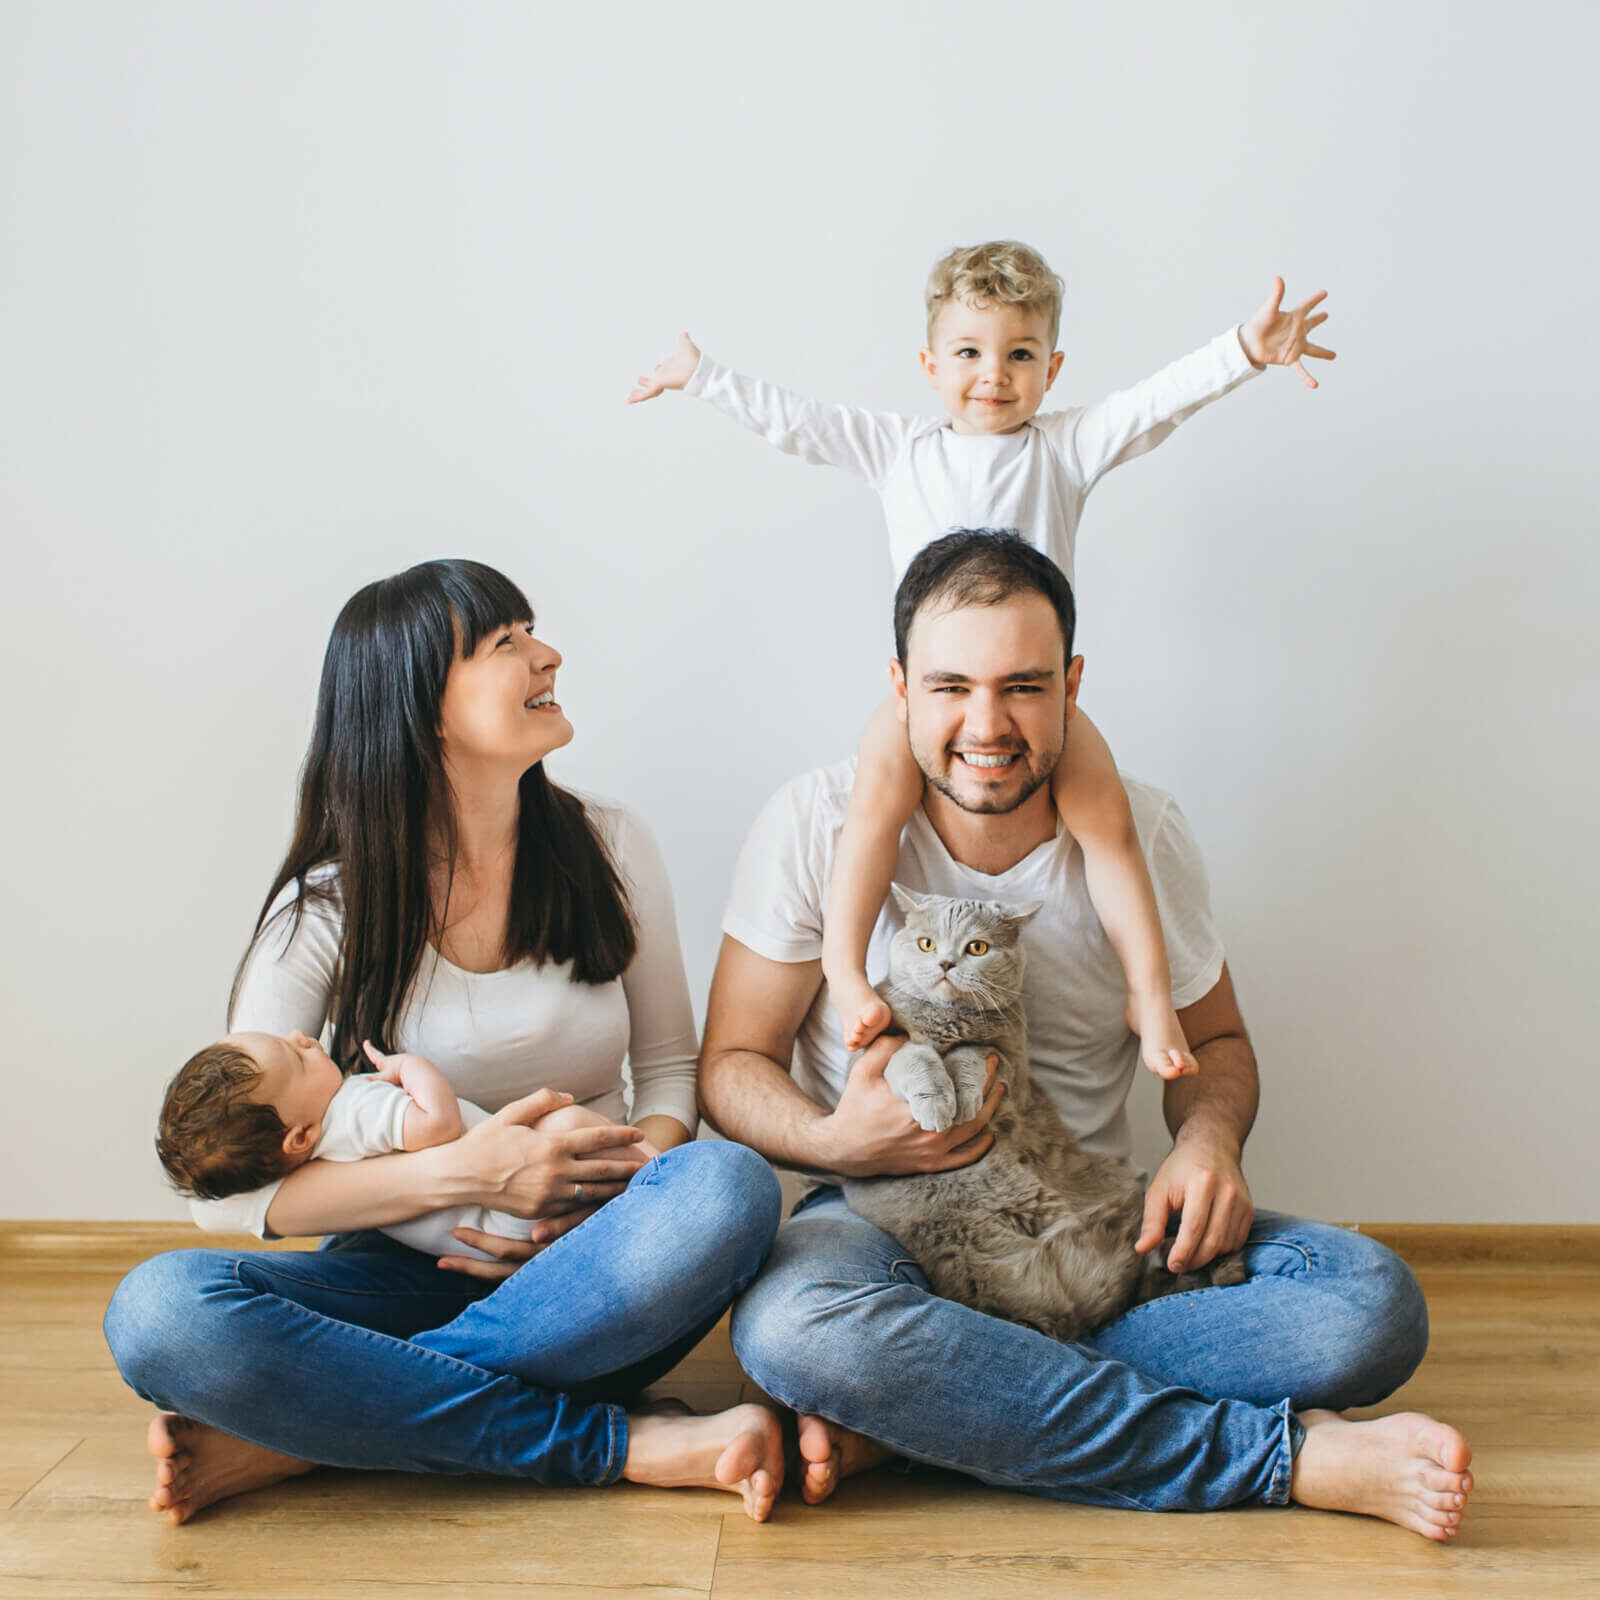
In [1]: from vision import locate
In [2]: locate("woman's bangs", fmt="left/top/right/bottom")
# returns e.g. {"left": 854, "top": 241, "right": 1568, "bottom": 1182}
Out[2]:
{"left": 435, "top": 561, "right": 534, "bottom": 658}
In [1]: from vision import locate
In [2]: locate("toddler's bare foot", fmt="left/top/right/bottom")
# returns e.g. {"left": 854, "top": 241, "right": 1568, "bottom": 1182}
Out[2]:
{"left": 834, "top": 979, "right": 893, "bottom": 1052}
{"left": 623, "top": 1401, "right": 784, "bottom": 1523}
{"left": 146, "top": 1414, "right": 314, "bottom": 1526}
{"left": 1127, "top": 995, "right": 1198, "bottom": 1078}
{"left": 1291, "top": 1409, "right": 1473, "bottom": 1540}
{"left": 795, "top": 1413, "right": 892, "bottom": 1505}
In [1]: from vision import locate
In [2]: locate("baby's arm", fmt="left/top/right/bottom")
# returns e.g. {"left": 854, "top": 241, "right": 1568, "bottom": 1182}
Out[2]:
{"left": 824, "top": 693, "right": 925, "bottom": 1050}
{"left": 628, "top": 332, "right": 911, "bottom": 486}
{"left": 362, "top": 1042, "right": 464, "bottom": 1151}
{"left": 1053, "top": 714, "right": 1198, "bottom": 1080}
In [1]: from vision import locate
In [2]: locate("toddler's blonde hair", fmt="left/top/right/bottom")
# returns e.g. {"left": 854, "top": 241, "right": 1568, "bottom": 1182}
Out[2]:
{"left": 925, "top": 240, "right": 1064, "bottom": 347}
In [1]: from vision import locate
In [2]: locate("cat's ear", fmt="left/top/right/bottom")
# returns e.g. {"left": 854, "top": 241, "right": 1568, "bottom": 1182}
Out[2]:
{"left": 998, "top": 898, "right": 1044, "bottom": 926}
{"left": 889, "top": 883, "right": 934, "bottom": 918}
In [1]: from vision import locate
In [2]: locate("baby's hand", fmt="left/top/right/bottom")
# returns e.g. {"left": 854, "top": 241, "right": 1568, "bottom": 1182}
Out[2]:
{"left": 1238, "top": 278, "right": 1335, "bottom": 389}
{"left": 627, "top": 332, "right": 701, "bottom": 403}
{"left": 362, "top": 1039, "right": 427, "bottom": 1085}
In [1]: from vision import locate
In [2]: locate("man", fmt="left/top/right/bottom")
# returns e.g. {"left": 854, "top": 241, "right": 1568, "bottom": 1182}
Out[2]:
{"left": 698, "top": 531, "right": 1473, "bottom": 1539}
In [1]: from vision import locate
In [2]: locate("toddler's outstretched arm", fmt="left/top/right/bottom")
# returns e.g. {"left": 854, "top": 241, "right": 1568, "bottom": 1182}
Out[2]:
{"left": 362, "top": 1041, "right": 465, "bottom": 1150}
{"left": 1053, "top": 716, "right": 1198, "bottom": 1080}
{"left": 824, "top": 695, "right": 926, "bottom": 1050}
{"left": 627, "top": 332, "right": 702, "bottom": 403}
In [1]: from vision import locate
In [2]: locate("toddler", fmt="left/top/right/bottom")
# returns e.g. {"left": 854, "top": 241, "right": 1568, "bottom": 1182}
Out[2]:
{"left": 630, "top": 242, "right": 1332, "bottom": 1074}
{"left": 156, "top": 1029, "right": 657, "bottom": 1261}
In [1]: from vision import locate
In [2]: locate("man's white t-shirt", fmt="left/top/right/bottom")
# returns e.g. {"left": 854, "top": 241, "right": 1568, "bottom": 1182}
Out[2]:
{"left": 722, "top": 761, "right": 1225, "bottom": 1175}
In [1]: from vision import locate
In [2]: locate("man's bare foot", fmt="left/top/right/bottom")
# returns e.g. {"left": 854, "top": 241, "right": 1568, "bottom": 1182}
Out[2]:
{"left": 836, "top": 980, "right": 894, "bottom": 1053}
{"left": 146, "top": 1414, "right": 314, "bottom": 1526}
{"left": 1291, "top": 1409, "right": 1473, "bottom": 1540}
{"left": 623, "top": 1401, "right": 785, "bottom": 1523}
{"left": 794, "top": 1413, "right": 892, "bottom": 1505}
{"left": 1126, "top": 994, "right": 1198, "bottom": 1079}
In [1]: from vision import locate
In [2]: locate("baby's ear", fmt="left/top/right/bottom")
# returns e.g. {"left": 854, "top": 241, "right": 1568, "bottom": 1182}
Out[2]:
{"left": 999, "top": 899, "right": 1044, "bottom": 925}
{"left": 281, "top": 1125, "right": 317, "bottom": 1160}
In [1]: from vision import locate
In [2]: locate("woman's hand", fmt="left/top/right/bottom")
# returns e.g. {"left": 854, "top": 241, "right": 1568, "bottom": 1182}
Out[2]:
{"left": 456, "top": 1089, "right": 652, "bottom": 1218}
{"left": 435, "top": 1209, "right": 600, "bottom": 1280}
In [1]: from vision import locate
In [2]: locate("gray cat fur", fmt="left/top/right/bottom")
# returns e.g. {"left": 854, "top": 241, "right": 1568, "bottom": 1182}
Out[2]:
{"left": 842, "top": 885, "right": 1247, "bottom": 1342}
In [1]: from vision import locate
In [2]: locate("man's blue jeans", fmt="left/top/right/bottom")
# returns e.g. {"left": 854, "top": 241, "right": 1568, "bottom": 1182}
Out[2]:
{"left": 732, "top": 1188, "right": 1430, "bottom": 1511}
{"left": 103, "top": 1141, "right": 781, "bottom": 1486}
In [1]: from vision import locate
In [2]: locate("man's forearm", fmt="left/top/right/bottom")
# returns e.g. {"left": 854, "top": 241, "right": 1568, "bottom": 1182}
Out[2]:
{"left": 1162, "top": 1031, "right": 1259, "bottom": 1156}
{"left": 698, "top": 1047, "right": 838, "bottom": 1173}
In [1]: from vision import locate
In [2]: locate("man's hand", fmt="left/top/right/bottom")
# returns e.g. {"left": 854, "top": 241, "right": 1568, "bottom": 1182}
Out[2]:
{"left": 820, "top": 1034, "right": 1002, "bottom": 1178}
{"left": 1135, "top": 1128, "right": 1254, "bottom": 1274}
{"left": 627, "top": 332, "right": 701, "bottom": 403}
{"left": 1238, "top": 278, "right": 1335, "bottom": 388}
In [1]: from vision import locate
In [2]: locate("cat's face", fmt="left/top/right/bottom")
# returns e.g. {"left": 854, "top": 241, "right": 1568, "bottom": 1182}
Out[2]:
{"left": 886, "top": 885, "right": 1041, "bottom": 1008}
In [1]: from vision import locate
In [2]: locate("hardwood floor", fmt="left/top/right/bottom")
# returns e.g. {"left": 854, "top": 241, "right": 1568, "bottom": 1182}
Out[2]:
{"left": 1, "top": 1223, "right": 1596, "bottom": 1598}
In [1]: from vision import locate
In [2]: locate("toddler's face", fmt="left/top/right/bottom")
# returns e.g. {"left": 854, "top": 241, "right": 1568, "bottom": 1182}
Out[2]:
{"left": 230, "top": 1030, "right": 343, "bottom": 1147}
{"left": 921, "top": 300, "right": 1064, "bottom": 435}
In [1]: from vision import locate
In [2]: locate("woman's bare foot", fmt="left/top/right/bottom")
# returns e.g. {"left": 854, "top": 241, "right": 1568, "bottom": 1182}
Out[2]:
{"left": 1126, "top": 993, "right": 1199, "bottom": 1079}
{"left": 1291, "top": 1409, "right": 1473, "bottom": 1540}
{"left": 146, "top": 1414, "right": 314, "bottom": 1526}
{"left": 623, "top": 1401, "right": 785, "bottom": 1523}
{"left": 794, "top": 1413, "right": 892, "bottom": 1505}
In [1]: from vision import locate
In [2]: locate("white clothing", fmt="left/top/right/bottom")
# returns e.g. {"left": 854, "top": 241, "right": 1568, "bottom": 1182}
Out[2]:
{"left": 310, "top": 1076, "right": 530, "bottom": 1262}
{"left": 722, "top": 761, "right": 1225, "bottom": 1182}
{"left": 683, "top": 331, "right": 1259, "bottom": 584}
{"left": 195, "top": 799, "right": 699, "bottom": 1238}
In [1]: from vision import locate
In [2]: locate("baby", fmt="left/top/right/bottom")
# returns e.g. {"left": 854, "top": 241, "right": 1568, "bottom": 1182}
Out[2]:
{"left": 630, "top": 242, "right": 1332, "bottom": 1076}
{"left": 156, "top": 1030, "right": 657, "bottom": 1261}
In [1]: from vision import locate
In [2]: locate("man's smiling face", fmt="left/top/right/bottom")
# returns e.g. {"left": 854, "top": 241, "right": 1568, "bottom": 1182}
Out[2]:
{"left": 893, "top": 591, "right": 1082, "bottom": 815}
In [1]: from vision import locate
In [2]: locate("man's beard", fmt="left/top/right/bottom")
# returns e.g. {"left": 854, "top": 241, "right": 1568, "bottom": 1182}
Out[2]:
{"left": 914, "top": 737, "right": 1058, "bottom": 815}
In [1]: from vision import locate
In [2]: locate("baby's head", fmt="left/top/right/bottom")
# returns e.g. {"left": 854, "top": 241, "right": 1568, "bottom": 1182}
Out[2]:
{"left": 155, "top": 1030, "right": 344, "bottom": 1200}
{"left": 922, "top": 241, "right": 1066, "bottom": 436}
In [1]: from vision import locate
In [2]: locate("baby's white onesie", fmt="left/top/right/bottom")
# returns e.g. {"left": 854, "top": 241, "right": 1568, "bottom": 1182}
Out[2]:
{"left": 313, "top": 1075, "right": 529, "bottom": 1263}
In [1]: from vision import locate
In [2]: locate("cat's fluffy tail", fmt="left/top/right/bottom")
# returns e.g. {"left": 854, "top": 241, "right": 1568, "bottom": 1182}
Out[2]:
{"left": 1137, "top": 1246, "right": 1249, "bottom": 1305}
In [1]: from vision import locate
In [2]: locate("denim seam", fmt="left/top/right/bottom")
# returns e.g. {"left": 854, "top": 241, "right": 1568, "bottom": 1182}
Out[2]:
{"left": 1263, "top": 1397, "right": 1301, "bottom": 1506}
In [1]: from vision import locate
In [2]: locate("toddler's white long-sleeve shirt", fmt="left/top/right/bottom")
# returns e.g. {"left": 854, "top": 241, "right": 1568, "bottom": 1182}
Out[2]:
{"left": 683, "top": 329, "right": 1260, "bottom": 584}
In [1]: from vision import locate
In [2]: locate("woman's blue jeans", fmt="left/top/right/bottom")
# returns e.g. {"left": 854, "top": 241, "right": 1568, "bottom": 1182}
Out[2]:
{"left": 731, "top": 1189, "right": 1430, "bottom": 1512}
{"left": 103, "top": 1141, "right": 782, "bottom": 1486}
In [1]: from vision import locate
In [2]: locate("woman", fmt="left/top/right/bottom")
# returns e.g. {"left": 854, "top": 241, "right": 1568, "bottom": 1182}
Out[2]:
{"left": 104, "top": 559, "right": 785, "bottom": 1522}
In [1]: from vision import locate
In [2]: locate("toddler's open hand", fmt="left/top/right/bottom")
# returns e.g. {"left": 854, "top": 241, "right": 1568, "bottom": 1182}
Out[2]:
{"left": 1239, "top": 278, "right": 1335, "bottom": 388}
{"left": 627, "top": 332, "right": 701, "bottom": 403}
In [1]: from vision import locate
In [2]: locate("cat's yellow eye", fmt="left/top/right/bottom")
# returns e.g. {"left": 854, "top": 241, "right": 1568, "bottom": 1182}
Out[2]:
{"left": 916, "top": 936, "right": 936, "bottom": 953}
{"left": 965, "top": 939, "right": 989, "bottom": 956}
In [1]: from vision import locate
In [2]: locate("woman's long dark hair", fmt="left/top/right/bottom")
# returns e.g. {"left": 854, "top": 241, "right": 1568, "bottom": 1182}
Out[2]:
{"left": 231, "top": 560, "right": 636, "bottom": 1066}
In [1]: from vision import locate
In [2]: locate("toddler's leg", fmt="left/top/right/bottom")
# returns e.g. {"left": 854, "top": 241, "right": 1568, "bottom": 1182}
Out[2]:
{"left": 1054, "top": 710, "right": 1197, "bottom": 1079}
{"left": 824, "top": 693, "right": 924, "bottom": 1049}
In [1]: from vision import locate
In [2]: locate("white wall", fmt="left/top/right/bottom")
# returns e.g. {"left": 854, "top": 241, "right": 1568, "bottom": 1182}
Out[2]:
{"left": 2, "top": 1, "right": 1596, "bottom": 1223}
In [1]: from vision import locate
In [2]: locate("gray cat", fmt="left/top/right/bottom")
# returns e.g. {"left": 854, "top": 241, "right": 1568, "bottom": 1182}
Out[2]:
{"left": 842, "top": 886, "right": 1247, "bottom": 1342}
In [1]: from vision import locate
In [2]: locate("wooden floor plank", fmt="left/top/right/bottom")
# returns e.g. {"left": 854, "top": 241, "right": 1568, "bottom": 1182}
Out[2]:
{"left": 2, "top": 1227, "right": 1597, "bottom": 1598}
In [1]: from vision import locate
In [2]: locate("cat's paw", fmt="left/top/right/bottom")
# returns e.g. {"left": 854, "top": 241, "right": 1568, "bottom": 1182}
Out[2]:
{"left": 952, "top": 1079, "right": 986, "bottom": 1125}
{"left": 906, "top": 1086, "right": 957, "bottom": 1133}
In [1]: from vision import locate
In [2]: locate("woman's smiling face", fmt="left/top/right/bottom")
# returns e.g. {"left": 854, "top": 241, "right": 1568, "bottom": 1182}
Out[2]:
{"left": 437, "top": 616, "right": 572, "bottom": 775}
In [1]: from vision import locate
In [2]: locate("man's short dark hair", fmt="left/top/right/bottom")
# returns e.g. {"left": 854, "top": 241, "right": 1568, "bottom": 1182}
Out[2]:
{"left": 893, "top": 529, "right": 1076, "bottom": 666}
